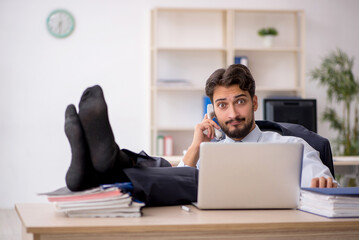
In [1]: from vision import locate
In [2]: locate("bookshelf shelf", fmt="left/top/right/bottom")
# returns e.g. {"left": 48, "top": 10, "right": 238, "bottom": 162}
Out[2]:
{"left": 151, "top": 8, "right": 305, "bottom": 156}
{"left": 155, "top": 127, "right": 195, "bottom": 131}
{"left": 155, "top": 47, "right": 227, "bottom": 51}
{"left": 256, "top": 87, "right": 301, "bottom": 92}
{"left": 234, "top": 47, "right": 301, "bottom": 52}
{"left": 153, "top": 86, "right": 204, "bottom": 92}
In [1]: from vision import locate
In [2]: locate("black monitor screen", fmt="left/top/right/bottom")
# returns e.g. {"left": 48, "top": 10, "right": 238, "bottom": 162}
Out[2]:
{"left": 263, "top": 99, "right": 317, "bottom": 133}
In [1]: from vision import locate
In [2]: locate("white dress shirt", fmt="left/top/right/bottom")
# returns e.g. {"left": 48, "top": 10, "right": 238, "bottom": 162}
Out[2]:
{"left": 177, "top": 125, "right": 335, "bottom": 187}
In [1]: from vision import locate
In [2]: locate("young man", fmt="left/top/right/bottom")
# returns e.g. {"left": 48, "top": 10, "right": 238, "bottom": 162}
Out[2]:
{"left": 64, "top": 64, "right": 336, "bottom": 207}
{"left": 179, "top": 64, "right": 337, "bottom": 189}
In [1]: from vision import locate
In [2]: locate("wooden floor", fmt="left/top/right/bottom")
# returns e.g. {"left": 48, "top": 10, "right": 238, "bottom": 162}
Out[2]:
{"left": 0, "top": 209, "right": 21, "bottom": 240}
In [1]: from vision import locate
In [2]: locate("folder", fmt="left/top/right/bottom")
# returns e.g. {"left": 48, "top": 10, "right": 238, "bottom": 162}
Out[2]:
{"left": 299, "top": 187, "right": 359, "bottom": 218}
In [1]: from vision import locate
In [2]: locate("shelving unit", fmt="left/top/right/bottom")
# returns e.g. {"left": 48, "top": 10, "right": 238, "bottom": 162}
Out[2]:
{"left": 150, "top": 8, "right": 305, "bottom": 159}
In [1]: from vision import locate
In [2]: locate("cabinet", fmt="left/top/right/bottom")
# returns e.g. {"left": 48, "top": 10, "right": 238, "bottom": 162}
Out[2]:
{"left": 150, "top": 8, "right": 305, "bottom": 158}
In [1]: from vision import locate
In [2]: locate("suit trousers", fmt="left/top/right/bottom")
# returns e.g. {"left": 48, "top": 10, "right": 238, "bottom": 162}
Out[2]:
{"left": 124, "top": 167, "right": 198, "bottom": 206}
{"left": 121, "top": 149, "right": 198, "bottom": 206}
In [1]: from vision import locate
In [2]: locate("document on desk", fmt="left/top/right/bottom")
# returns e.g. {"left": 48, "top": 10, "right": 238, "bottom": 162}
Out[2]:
{"left": 38, "top": 183, "right": 145, "bottom": 218}
{"left": 299, "top": 187, "right": 359, "bottom": 218}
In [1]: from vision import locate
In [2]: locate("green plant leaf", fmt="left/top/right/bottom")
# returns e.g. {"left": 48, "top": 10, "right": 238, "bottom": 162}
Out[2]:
{"left": 258, "top": 27, "right": 278, "bottom": 36}
{"left": 310, "top": 48, "right": 359, "bottom": 155}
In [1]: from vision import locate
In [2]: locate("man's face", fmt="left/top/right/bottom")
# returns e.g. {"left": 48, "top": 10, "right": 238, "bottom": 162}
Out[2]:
{"left": 212, "top": 85, "right": 258, "bottom": 141}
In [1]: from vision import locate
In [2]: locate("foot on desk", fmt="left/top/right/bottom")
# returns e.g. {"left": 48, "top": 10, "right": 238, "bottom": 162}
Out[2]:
{"left": 78, "top": 85, "right": 133, "bottom": 173}
{"left": 65, "top": 104, "right": 98, "bottom": 191}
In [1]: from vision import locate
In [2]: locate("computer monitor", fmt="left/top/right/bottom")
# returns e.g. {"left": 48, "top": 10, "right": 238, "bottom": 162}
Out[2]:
{"left": 263, "top": 98, "right": 317, "bottom": 133}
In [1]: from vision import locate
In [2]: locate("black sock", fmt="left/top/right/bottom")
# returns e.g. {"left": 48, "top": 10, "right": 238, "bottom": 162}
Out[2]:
{"left": 78, "top": 85, "right": 133, "bottom": 174}
{"left": 64, "top": 104, "right": 99, "bottom": 191}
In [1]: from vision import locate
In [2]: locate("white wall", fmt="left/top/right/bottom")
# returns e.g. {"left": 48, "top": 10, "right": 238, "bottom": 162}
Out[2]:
{"left": 1, "top": 0, "right": 359, "bottom": 208}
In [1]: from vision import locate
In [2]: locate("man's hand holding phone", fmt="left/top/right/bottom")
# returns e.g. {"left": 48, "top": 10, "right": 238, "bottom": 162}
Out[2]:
{"left": 195, "top": 114, "right": 222, "bottom": 144}
{"left": 203, "top": 104, "right": 223, "bottom": 141}
{"left": 182, "top": 111, "right": 222, "bottom": 167}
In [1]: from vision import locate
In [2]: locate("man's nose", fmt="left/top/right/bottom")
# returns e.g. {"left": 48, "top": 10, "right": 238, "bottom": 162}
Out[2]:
{"left": 228, "top": 104, "right": 238, "bottom": 118}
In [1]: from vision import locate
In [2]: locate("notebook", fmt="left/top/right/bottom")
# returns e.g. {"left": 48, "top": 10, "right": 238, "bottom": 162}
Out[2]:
{"left": 194, "top": 142, "right": 303, "bottom": 209}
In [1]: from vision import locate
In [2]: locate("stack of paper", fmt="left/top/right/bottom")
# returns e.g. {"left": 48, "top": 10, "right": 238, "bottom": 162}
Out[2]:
{"left": 40, "top": 183, "right": 144, "bottom": 218}
{"left": 299, "top": 187, "right": 359, "bottom": 218}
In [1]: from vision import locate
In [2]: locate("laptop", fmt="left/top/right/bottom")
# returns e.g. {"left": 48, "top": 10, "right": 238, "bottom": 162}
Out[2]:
{"left": 194, "top": 142, "right": 303, "bottom": 209}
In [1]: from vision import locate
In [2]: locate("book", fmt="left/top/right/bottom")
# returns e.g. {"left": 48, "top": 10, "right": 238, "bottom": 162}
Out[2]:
{"left": 157, "top": 135, "right": 164, "bottom": 155}
{"left": 298, "top": 187, "right": 359, "bottom": 218}
{"left": 164, "top": 136, "right": 173, "bottom": 156}
{"left": 47, "top": 187, "right": 124, "bottom": 202}
{"left": 55, "top": 195, "right": 132, "bottom": 211}
{"left": 234, "top": 56, "right": 248, "bottom": 67}
{"left": 64, "top": 201, "right": 145, "bottom": 218}
{"left": 39, "top": 183, "right": 144, "bottom": 218}
{"left": 203, "top": 96, "right": 211, "bottom": 117}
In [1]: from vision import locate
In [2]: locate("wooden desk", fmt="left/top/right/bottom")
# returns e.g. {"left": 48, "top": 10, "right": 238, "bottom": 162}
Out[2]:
{"left": 16, "top": 203, "right": 359, "bottom": 240}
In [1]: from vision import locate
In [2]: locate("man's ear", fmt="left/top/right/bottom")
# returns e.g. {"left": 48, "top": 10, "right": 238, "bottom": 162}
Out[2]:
{"left": 252, "top": 95, "right": 258, "bottom": 111}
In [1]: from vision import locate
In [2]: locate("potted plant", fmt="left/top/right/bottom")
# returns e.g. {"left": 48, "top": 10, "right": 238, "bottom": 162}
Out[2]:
{"left": 310, "top": 48, "right": 359, "bottom": 156}
{"left": 257, "top": 27, "right": 278, "bottom": 47}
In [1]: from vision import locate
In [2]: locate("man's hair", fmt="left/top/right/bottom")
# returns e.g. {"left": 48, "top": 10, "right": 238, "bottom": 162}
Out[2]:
{"left": 205, "top": 64, "right": 256, "bottom": 103}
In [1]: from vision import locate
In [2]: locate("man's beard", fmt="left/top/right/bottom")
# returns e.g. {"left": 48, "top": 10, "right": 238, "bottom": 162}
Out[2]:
{"left": 219, "top": 115, "right": 254, "bottom": 140}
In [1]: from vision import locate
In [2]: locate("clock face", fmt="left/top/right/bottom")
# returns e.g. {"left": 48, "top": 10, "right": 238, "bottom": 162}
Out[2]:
{"left": 47, "top": 10, "right": 75, "bottom": 38}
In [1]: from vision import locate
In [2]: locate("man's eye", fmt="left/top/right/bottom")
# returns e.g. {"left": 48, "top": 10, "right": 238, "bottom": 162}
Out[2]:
{"left": 218, "top": 103, "right": 226, "bottom": 108}
{"left": 237, "top": 99, "right": 245, "bottom": 104}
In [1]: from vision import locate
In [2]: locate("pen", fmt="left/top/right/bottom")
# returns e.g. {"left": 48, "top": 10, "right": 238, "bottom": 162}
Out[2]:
{"left": 181, "top": 205, "right": 191, "bottom": 212}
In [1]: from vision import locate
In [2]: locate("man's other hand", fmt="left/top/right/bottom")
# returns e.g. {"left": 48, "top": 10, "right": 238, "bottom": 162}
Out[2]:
{"left": 310, "top": 177, "right": 338, "bottom": 188}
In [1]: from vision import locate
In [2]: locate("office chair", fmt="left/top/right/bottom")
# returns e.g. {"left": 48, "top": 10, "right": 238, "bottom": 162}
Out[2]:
{"left": 256, "top": 120, "right": 335, "bottom": 178}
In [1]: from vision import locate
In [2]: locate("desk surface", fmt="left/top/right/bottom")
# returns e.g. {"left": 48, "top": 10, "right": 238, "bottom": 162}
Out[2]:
{"left": 16, "top": 203, "right": 359, "bottom": 240}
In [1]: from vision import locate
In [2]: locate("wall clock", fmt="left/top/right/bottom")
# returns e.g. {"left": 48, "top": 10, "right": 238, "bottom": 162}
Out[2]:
{"left": 46, "top": 9, "right": 75, "bottom": 38}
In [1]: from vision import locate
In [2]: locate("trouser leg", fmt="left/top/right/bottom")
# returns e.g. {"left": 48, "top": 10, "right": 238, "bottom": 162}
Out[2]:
{"left": 124, "top": 167, "right": 198, "bottom": 206}
{"left": 122, "top": 149, "right": 172, "bottom": 167}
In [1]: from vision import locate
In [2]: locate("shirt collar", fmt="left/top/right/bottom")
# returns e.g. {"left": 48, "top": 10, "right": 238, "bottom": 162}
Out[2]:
{"left": 221, "top": 124, "right": 262, "bottom": 143}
